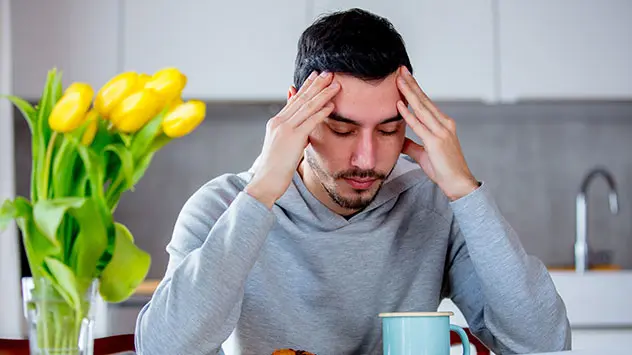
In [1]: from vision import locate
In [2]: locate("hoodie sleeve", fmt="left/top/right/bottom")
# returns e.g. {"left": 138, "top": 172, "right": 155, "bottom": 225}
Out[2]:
{"left": 134, "top": 176, "right": 276, "bottom": 355}
{"left": 441, "top": 182, "right": 572, "bottom": 354}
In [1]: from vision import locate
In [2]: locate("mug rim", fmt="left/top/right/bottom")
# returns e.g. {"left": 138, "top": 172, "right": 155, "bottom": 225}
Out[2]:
{"left": 378, "top": 311, "right": 454, "bottom": 318}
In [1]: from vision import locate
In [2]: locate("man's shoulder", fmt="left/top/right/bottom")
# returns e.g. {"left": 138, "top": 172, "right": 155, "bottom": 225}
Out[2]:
{"left": 182, "top": 171, "right": 253, "bottom": 213}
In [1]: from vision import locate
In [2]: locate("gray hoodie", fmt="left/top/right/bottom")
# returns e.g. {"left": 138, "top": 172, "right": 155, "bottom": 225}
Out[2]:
{"left": 134, "top": 156, "right": 571, "bottom": 355}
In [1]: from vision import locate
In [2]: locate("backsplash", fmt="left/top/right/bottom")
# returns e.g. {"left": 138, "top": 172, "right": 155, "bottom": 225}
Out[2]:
{"left": 13, "top": 101, "right": 632, "bottom": 278}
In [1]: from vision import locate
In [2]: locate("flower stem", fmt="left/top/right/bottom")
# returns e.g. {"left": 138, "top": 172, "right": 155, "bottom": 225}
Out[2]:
{"left": 41, "top": 131, "right": 58, "bottom": 200}
{"left": 106, "top": 174, "right": 124, "bottom": 211}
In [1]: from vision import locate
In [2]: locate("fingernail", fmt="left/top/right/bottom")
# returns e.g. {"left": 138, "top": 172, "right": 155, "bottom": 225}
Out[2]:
{"left": 330, "top": 82, "right": 339, "bottom": 89}
{"left": 403, "top": 66, "right": 411, "bottom": 75}
{"left": 320, "top": 71, "right": 330, "bottom": 77}
{"left": 308, "top": 71, "right": 318, "bottom": 80}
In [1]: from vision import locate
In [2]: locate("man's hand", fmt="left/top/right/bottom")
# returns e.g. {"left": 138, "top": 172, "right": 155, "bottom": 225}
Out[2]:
{"left": 396, "top": 66, "right": 479, "bottom": 201}
{"left": 246, "top": 71, "right": 340, "bottom": 209}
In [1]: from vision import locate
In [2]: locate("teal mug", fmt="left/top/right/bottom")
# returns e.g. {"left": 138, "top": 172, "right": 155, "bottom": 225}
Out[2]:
{"left": 379, "top": 311, "right": 470, "bottom": 355}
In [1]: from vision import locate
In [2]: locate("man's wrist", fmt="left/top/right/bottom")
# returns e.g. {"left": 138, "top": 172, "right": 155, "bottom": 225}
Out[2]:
{"left": 244, "top": 182, "right": 277, "bottom": 210}
{"left": 445, "top": 178, "right": 481, "bottom": 201}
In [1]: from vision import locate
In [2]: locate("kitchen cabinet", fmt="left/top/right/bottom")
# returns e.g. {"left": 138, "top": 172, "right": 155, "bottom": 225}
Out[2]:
{"left": 498, "top": 0, "right": 632, "bottom": 101}
{"left": 123, "top": 0, "right": 311, "bottom": 101}
{"left": 0, "top": 0, "right": 23, "bottom": 339}
{"left": 11, "top": 0, "right": 121, "bottom": 100}
{"left": 311, "top": 0, "right": 496, "bottom": 102}
{"left": 441, "top": 271, "right": 632, "bottom": 354}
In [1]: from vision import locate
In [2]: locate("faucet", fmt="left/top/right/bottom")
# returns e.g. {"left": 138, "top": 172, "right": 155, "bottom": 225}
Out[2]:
{"left": 575, "top": 167, "right": 619, "bottom": 273}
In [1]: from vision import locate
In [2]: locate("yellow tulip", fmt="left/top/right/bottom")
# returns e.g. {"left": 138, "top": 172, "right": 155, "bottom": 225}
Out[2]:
{"left": 144, "top": 67, "right": 187, "bottom": 105}
{"left": 81, "top": 109, "right": 100, "bottom": 146}
{"left": 64, "top": 82, "right": 94, "bottom": 98}
{"left": 49, "top": 83, "right": 94, "bottom": 133}
{"left": 136, "top": 73, "right": 151, "bottom": 89}
{"left": 110, "top": 89, "right": 162, "bottom": 133}
{"left": 94, "top": 72, "right": 139, "bottom": 118}
{"left": 161, "top": 100, "right": 206, "bottom": 138}
{"left": 166, "top": 96, "right": 183, "bottom": 113}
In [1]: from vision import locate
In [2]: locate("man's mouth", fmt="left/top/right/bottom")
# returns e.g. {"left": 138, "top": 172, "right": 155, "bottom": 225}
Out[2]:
{"left": 343, "top": 178, "right": 378, "bottom": 190}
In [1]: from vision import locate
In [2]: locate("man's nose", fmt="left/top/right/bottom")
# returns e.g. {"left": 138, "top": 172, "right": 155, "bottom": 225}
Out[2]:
{"left": 351, "top": 131, "right": 376, "bottom": 170}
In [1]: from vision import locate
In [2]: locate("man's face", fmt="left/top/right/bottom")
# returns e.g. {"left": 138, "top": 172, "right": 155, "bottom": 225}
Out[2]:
{"left": 304, "top": 71, "right": 406, "bottom": 212}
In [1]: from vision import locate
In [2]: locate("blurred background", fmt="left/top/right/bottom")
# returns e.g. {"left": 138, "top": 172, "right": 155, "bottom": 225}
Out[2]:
{"left": 1, "top": 0, "right": 631, "bottom": 353}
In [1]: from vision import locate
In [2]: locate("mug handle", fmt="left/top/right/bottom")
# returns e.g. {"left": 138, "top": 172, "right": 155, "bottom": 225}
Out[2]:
{"left": 450, "top": 324, "right": 471, "bottom": 355}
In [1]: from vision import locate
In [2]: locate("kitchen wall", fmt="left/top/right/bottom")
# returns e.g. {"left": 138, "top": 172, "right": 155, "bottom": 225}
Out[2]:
{"left": 4, "top": 0, "right": 632, "bottom": 341}
{"left": 13, "top": 101, "right": 632, "bottom": 280}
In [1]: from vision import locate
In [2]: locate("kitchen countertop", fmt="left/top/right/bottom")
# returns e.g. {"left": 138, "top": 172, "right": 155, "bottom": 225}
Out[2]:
{"left": 105, "top": 271, "right": 631, "bottom": 354}
{"left": 130, "top": 270, "right": 632, "bottom": 328}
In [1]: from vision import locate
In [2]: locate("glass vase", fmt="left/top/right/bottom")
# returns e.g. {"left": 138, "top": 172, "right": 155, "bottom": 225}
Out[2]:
{"left": 22, "top": 276, "right": 98, "bottom": 355}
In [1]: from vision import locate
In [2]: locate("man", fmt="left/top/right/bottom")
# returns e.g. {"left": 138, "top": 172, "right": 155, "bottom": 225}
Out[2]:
{"left": 135, "top": 8, "right": 571, "bottom": 355}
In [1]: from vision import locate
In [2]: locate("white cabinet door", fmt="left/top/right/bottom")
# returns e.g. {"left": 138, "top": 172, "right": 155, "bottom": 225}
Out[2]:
{"left": 0, "top": 0, "right": 23, "bottom": 339}
{"left": 11, "top": 0, "right": 120, "bottom": 99}
{"left": 499, "top": 0, "right": 632, "bottom": 101}
{"left": 311, "top": 1, "right": 496, "bottom": 102}
{"left": 123, "top": 0, "right": 311, "bottom": 101}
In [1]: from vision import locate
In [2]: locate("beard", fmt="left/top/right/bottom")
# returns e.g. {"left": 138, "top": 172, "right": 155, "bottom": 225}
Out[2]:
{"left": 305, "top": 151, "right": 389, "bottom": 211}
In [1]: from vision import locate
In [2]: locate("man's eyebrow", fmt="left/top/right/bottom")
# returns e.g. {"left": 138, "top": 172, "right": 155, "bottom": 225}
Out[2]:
{"left": 328, "top": 113, "right": 403, "bottom": 126}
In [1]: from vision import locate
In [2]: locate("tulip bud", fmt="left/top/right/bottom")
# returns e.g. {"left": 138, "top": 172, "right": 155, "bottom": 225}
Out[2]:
{"left": 81, "top": 109, "right": 100, "bottom": 146}
{"left": 145, "top": 67, "right": 187, "bottom": 105}
{"left": 136, "top": 73, "right": 152, "bottom": 89}
{"left": 161, "top": 100, "right": 206, "bottom": 138}
{"left": 49, "top": 82, "right": 94, "bottom": 133}
{"left": 110, "top": 89, "right": 162, "bottom": 133}
{"left": 64, "top": 82, "right": 94, "bottom": 99}
{"left": 94, "top": 72, "right": 139, "bottom": 118}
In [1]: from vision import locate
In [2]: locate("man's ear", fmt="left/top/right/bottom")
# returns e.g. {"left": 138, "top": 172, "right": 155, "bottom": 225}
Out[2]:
{"left": 287, "top": 86, "right": 298, "bottom": 101}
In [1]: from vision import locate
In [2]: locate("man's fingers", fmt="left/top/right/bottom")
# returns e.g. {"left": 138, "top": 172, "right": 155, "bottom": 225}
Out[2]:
{"left": 277, "top": 71, "right": 319, "bottom": 117}
{"left": 397, "top": 100, "right": 432, "bottom": 141}
{"left": 283, "top": 71, "right": 334, "bottom": 119}
{"left": 396, "top": 78, "right": 444, "bottom": 134}
{"left": 289, "top": 81, "right": 340, "bottom": 127}
{"left": 297, "top": 102, "right": 334, "bottom": 136}
{"left": 399, "top": 66, "right": 450, "bottom": 126}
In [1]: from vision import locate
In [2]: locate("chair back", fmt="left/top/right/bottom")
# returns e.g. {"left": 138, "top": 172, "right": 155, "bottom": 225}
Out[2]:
{"left": 0, "top": 334, "right": 135, "bottom": 355}
{"left": 450, "top": 327, "right": 491, "bottom": 355}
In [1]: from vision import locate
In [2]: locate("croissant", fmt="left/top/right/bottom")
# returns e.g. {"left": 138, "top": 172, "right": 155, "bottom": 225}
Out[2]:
{"left": 272, "top": 349, "right": 316, "bottom": 355}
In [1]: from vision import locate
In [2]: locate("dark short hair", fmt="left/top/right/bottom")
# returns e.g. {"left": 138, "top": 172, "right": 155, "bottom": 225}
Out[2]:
{"left": 293, "top": 8, "right": 413, "bottom": 89}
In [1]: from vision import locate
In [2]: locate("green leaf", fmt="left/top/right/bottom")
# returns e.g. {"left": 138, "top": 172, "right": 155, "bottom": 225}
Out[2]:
{"left": 2, "top": 95, "right": 39, "bottom": 200}
{"left": 104, "top": 143, "right": 134, "bottom": 190}
{"left": 51, "top": 137, "right": 78, "bottom": 198}
{"left": 37, "top": 69, "right": 62, "bottom": 145}
{"left": 32, "top": 197, "right": 109, "bottom": 281}
{"left": 67, "top": 198, "right": 108, "bottom": 280}
{"left": 44, "top": 257, "right": 83, "bottom": 312}
{"left": 88, "top": 119, "right": 116, "bottom": 153}
{"left": 132, "top": 133, "right": 172, "bottom": 186}
{"left": 72, "top": 139, "right": 106, "bottom": 203}
{"left": 2, "top": 95, "right": 37, "bottom": 134}
{"left": 71, "top": 173, "right": 90, "bottom": 197}
{"left": 130, "top": 110, "right": 166, "bottom": 159}
{"left": 0, "top": 198, "right": 18, "bottom": 231}
{"left": 32, "top": 197, "right": 83, "bottom": 247}
{"left": 117, "top": 133, "right": 133, "bottom": 148}
{"left": 31, "top": 69, "right": 62, "bottom": 202}
{"left": 98, "top": 223, "right": 150, "bottom": 303}
{"left": 6, "top": 198, "right": 61, "bottom": 278}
